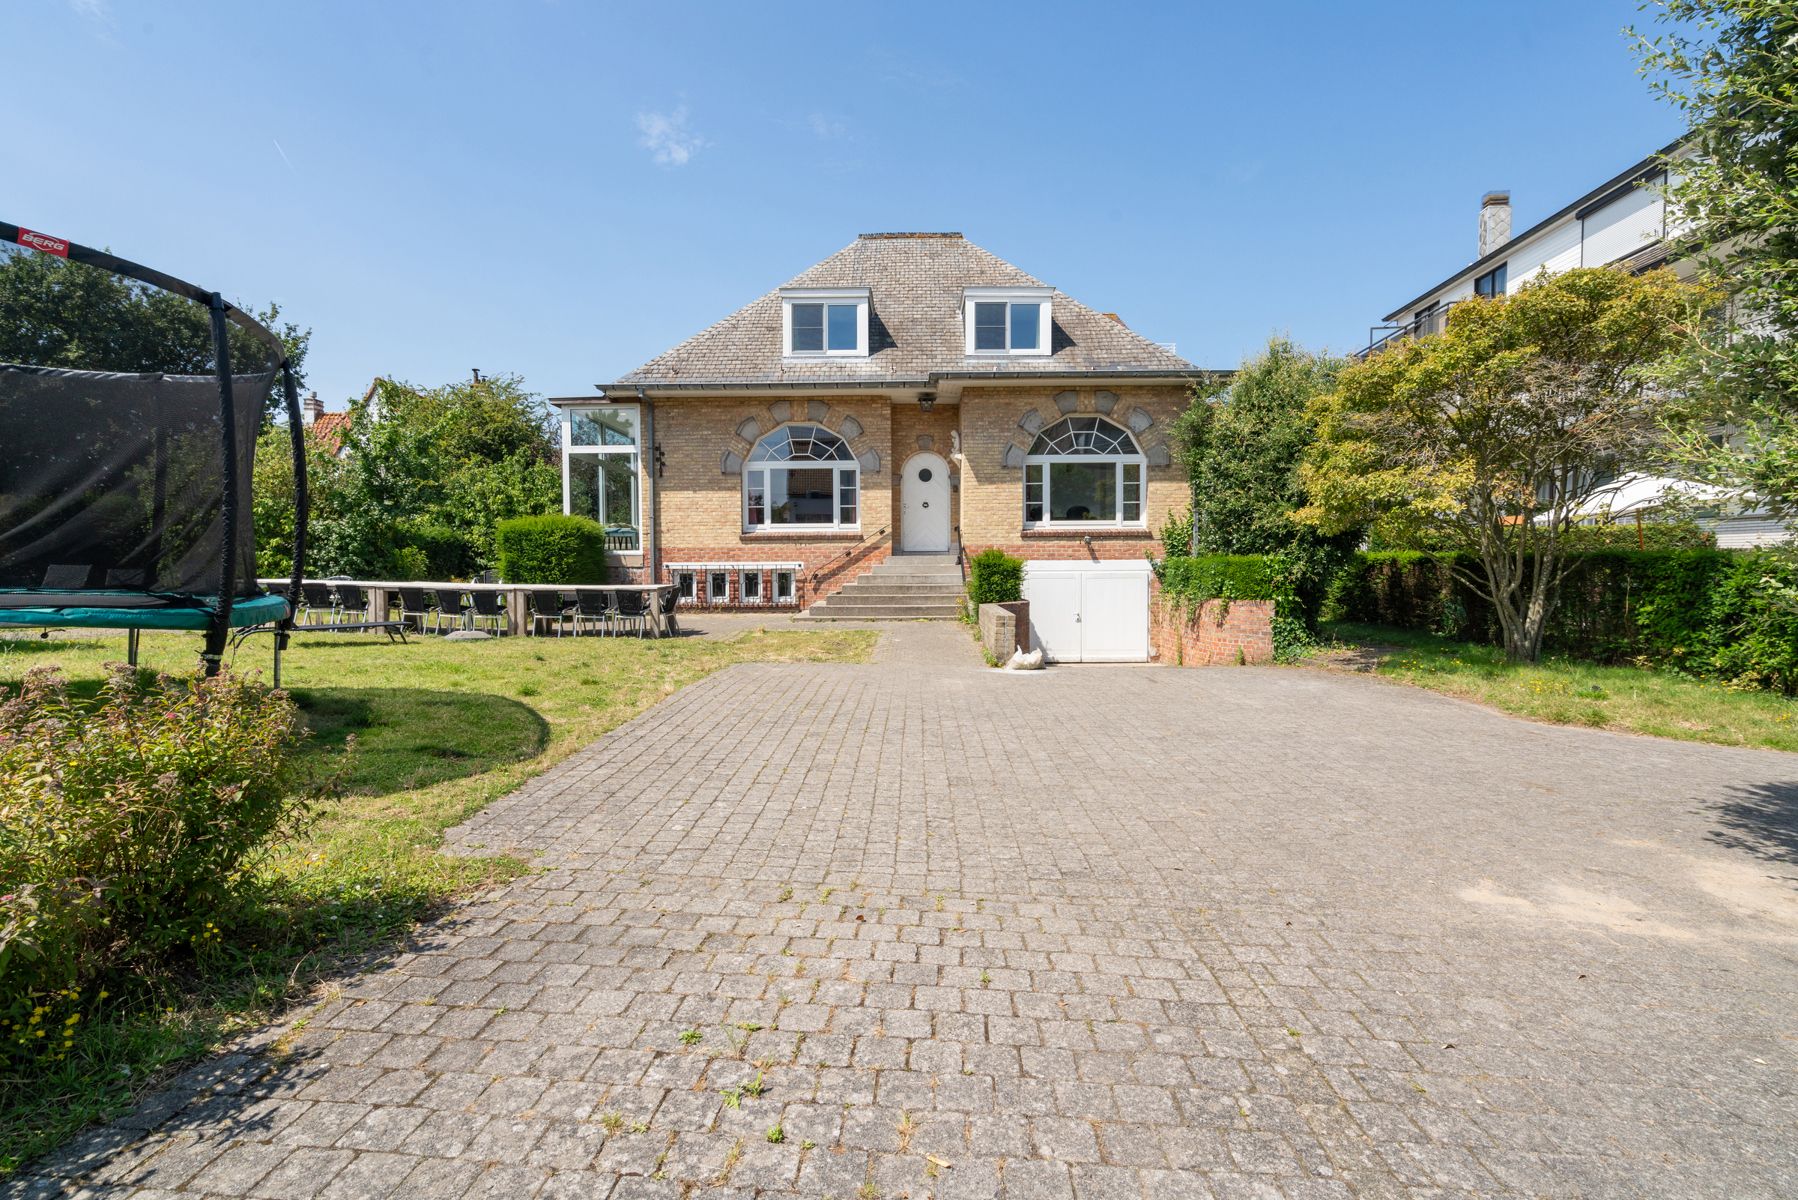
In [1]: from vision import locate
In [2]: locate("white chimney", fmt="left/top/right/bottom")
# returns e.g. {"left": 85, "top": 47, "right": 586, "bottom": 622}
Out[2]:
{"left": 1479, "top": 191, "right": 1512, "bottom": 257}
{"left": 302, "top": 391, "right": 324, "bottom": 425}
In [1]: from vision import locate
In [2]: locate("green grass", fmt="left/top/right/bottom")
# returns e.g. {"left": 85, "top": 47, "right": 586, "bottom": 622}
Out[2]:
{"left": 1323, "top": 622, "right": 1798, "bottom": 753}
{"left": 0, "top": 623, "right": 875, "bottom": 1173}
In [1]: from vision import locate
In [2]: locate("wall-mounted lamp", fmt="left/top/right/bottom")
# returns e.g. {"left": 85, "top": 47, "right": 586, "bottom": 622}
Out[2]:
{"left": 917, "top": 392, "right": 936, "bottom": 413}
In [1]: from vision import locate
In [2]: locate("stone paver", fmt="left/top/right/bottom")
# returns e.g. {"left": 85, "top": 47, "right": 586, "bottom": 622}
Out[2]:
{"left": 16, "top": 628, "right": 1798, "bottom": 1198}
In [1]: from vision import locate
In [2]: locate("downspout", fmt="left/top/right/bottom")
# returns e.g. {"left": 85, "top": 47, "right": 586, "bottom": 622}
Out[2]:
{"left": 638, "top": 387, "right": 657, "bottom": 586}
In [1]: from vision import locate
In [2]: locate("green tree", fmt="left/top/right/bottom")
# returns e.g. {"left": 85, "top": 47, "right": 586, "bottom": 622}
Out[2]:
{"left": 307, "top": 374, "right": 560, "bottom": 576}
{"left": 1168, "top": 339, "right": 1357, "bottom": 626}
{"left": 1635, "top": 0, "right": 1798, "bottom": 521}
{"left": 0, "top": 246, "right": 310, "bottom": 420}
{"left": 1297, "top": 267, "right": 1714, "bottom": 662}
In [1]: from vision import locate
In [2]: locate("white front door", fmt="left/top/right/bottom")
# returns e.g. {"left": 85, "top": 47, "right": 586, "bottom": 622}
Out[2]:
{"left": 900, "top": 452, "right": 951, "bottom": 552}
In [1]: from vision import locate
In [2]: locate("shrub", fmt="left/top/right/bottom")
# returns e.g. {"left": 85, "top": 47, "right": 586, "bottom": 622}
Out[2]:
{"left": 1331, "top": 548, "right": 1798, "bottom": 692}
{"left": 1, "top": 667, "right": 313, "bottom": 1067}
{"left": 966, "top": 550, "right": 1024, "bottom": 607}
{"left": 495, "top": 514, "right": 609, "bottom": 584}
{"left": 393, "top": 520, "right": 477, "bottom": 580}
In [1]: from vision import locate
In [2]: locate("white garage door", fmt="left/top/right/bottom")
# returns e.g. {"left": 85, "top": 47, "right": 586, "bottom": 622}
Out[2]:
{"left": 1021, "top": 560, "right": 1151, "bottom": 662}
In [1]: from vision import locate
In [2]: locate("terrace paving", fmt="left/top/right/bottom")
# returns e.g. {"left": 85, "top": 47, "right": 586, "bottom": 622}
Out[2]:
{"left": 16, "top": 626, "right": 1798, "bottom": 1198}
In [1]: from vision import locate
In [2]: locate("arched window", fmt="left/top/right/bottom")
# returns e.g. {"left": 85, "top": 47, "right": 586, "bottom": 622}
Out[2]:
{"left": 1024, "top": 416, "right": 1145, "bottom": 526}
{"left": 744, "top": 424, "right": 859, "bottom": 531}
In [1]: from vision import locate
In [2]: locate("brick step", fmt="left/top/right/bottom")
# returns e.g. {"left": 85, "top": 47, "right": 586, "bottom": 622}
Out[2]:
{"left": 799, "top": 600, "right": 964, "bottom": 620}
{"left": 822, "top": 586, "right": 967, "bottom": 602}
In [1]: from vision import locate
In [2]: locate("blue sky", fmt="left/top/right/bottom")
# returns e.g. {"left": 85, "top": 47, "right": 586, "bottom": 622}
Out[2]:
{"left": 8, "top": 0, "right": 1682, "bottom": 409}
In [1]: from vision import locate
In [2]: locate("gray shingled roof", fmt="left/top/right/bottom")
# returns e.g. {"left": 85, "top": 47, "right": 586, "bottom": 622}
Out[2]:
{"left": 610, "top": 233, "right": 1195, "bottom": 388}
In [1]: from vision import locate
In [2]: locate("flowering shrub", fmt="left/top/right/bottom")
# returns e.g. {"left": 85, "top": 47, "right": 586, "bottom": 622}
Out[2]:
{"left": 0, "top": 666, "right": 312, "bottom": 1066}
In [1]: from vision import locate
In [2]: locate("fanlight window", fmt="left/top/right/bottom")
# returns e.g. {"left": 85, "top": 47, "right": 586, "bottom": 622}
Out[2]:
{"left": 745, "top": 423, "right": 859, "bottom": 530}
{"left": 1029, "top": 416, "right": 1138, "bottom": 457}
{"left": 1024, "top": 416, "right": 1144, "bottom": 527}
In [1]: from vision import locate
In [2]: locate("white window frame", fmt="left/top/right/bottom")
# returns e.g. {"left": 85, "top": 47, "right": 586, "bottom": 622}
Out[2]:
{"left": 963, "top": 286, "right": 1053, "bottom": 357}
{"left": 1023, "top": 416, "right": 1147, "bottom": 530}
{"left": 673, "top": 570, "right": 697, "bottom": 604}
{"left": 772, "top": 569, "right": 796, "bottom": 606}
{"left": 743, "top": 424, "right": 861, "bottom": 533}
{"left": 708, "top": 571, "right": 730, "bottom": 603}
{"left": 738, "top": 569, "right": 765, "bottom": 606}
{"left": 559, "top": 404, "right": 642, "bottom": 550}
{"left": 780, "top": 287, "right": 870, "bottom": 358}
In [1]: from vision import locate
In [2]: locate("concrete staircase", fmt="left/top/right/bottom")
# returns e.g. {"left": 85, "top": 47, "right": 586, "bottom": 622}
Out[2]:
{"left": 796, "top": 552, "right": 965, "bottom": 621}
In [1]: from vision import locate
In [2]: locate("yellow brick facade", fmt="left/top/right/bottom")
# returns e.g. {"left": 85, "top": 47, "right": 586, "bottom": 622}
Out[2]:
{"left": 639, "top": 385, "right": 1190, "bottom": 604}
{"left": 956, "top": 385, "right": 1188, "bottom": 561}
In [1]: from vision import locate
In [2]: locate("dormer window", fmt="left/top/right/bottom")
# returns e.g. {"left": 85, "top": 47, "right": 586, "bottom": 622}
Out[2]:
{"left": 781, "top": 287, "right": 870, "bottom": 357}
{"left": 964, "top": 286, "right": 1052, "bottom": 356}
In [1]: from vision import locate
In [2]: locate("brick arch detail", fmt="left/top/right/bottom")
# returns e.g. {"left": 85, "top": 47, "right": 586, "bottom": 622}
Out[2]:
{"left": 998, "top": 389, "right": 1170, "bottom": 469}
{"left": 722, "top": 401, "right": 884, "bottom": 478}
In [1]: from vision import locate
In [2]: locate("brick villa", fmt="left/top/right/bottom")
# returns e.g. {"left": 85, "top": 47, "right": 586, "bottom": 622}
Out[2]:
{"left": 552, "top": 232, "right": 1204, "bottom": 654}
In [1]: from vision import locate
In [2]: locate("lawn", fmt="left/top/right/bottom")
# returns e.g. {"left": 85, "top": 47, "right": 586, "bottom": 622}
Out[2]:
{"left": 0, "top": 623, "right": 876, "bottom": 1173}
{"left": 1323, "top": 622, "right": 1798, "bottom": 754}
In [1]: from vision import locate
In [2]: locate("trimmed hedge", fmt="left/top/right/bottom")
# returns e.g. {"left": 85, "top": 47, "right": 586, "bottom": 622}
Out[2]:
{"left": 495, "top": 515, "right": 609, "bottom": 585}
{"left": 967, "top": 549, "right": 1024, "bottom": 607}
{"left": 1158, "top": 554, "right": 1278, "bottom": 602}
{"left": 394, "top": 521, "right": 476, "bottom": 580}
{"left": 1330, "top": 548, "right": 1798, "bottom": 693}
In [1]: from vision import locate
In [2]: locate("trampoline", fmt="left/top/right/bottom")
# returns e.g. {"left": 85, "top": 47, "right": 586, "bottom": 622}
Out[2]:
{"left": 0, "top": 221, "right": 307, "bottom": 673}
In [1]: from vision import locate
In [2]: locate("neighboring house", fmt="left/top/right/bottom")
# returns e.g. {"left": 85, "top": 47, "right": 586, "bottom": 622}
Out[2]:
{"left": 550, "top": 231, "right": 1205, "bottom": 659}
{"left": 1364, "top": 143, "right": 1791, "bottom": 549}
{"left": 301, "top": 392, "right": 353, "bottom": 458}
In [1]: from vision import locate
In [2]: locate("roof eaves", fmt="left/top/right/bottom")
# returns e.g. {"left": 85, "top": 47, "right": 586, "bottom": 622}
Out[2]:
{"left": 1380, "top": 136, "right": 1689, "bottom": 322}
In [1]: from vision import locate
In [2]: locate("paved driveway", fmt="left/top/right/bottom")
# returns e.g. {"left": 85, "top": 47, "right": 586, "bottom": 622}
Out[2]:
{"left": 19, "top": 630, "right": 1798, "bottom": 1199}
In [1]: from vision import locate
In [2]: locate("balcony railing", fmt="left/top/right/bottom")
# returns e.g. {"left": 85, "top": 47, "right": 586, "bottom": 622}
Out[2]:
{"left": 1361, "top": 301, "right": 1457, "bottom": 358}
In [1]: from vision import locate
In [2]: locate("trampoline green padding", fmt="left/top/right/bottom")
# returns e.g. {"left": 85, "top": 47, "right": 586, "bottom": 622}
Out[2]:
{"left": 0, "top": 593, "right": 291, "bottom": 631}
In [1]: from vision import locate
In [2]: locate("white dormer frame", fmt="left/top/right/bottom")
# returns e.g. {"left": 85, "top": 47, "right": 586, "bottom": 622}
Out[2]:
{"left": 780, "top": 286, "right": 871, "bottom": 358}
{"left": 963, "top": 285, "right": 1054, "bottom": 357}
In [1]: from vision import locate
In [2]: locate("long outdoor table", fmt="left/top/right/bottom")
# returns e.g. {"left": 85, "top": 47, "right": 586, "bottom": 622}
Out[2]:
{"left": 260, "top": 580, "right": 679, "bottom": 638}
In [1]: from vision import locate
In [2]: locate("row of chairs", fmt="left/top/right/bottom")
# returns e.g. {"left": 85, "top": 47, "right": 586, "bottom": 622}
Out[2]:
{"left": 295, "top": 583, "right": 676, "bottom": 637}
{"left": 526, "top": 588, "right": 660, "bottom": 637}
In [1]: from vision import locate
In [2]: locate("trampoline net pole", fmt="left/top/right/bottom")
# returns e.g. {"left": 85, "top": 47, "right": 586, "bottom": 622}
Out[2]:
{"left": 202, "top": 293, "right": 237, "bottom": 674}
{"left": 282, "top": 361, "right": 307, "bottom": 630}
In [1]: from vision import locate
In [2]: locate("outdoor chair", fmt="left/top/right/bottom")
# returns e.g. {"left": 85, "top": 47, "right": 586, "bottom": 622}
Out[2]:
{"left": 397, "top": 587, "right": 437, "bottom": 633}
{"left": 656, "top": 585, "right": 680, "bottom": 637}
{"left": 611, "top": 589, "right": 649, "bottom": 638}
{"left": 527, "top": 589, "right": 571, "bottom": 637}
{"left": 468, "top": 588, "right": 506, "bottom": 634}
{"left": 334, "top": 584, "right": 369, "bottom": 624}
{"left": 300, "top": 582, "right": 338, "bottom": 623}
{"left": 434, "top": 588, "right": 473, "bottom": 633}
{"left": 104, "top": 568, "right": 149, "bottom": 589}
{"left": 572, "top": 590, "right": 616, "bottom": 636}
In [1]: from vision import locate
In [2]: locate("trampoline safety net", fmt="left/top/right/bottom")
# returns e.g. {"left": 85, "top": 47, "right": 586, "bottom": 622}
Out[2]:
{"left": 0, "top": 227, "right": 284, "bottom": 611}
{"left": 0, "top": 364, "right": 271, "bottom": 606}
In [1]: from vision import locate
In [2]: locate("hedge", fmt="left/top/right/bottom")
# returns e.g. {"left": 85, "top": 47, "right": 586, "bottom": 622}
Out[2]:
{"left": 1156, "top": 553, "right": 1313, "bottom": 660}
{"left": 1329, "top": 548, "right": 1798, "bottom": 693}
{"left": 495, "top": 515, "right": 609, "bottom": 584}
{"left": 967, "top": 549, "right": 1024, "bottom": 607}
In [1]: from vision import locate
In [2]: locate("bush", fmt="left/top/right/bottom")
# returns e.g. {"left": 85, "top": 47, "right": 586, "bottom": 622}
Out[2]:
{"left": 1331, "top": 548, "right": 1798, "bottom": 692}
{"left": 966, "top": 550, "right": 1024, "bottom": 608}
{"left": 393, "top": 521, "right": 477, "bottom": 580}
{"left": 1, "top": 667, "right": 312, "bottom": 1068}
{"left": 495, "top": 514, "right": 609, "bottom": 584}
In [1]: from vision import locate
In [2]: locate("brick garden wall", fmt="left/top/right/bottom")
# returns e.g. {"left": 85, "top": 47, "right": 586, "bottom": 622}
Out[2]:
{"left": 1150, "top": 594, "right": 1274, "bottom": 666}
